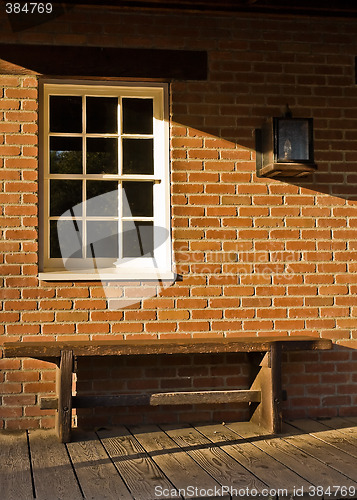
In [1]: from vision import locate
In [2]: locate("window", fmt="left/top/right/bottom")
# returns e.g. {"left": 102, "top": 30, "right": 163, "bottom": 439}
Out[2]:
{"left": 39, "top": 81, "right": 173, "bottom": 280}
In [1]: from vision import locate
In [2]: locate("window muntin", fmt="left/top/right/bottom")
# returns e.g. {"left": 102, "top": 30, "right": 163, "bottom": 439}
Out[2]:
{"left": 41, "top": 82, "right": 171, "bottom": 277}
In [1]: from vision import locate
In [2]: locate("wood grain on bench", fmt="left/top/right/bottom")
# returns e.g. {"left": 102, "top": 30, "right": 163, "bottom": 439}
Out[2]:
{"left": 3, "top": 336, "right": 333, "bottom": 358}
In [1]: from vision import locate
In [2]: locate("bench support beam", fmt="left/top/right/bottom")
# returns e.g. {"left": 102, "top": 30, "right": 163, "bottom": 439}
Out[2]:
{"left": 249, "top": 343, "right": 282, "bottom": 433}
{"left": 41, "top": 389, "right": 261, "bottom": 410}
{"left": 56, "top": 350, "right": 73, "bottom": 443}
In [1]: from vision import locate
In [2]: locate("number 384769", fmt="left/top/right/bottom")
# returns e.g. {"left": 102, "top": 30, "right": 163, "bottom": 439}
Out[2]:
{"left": 5, "top": 3, "right": 53, "bottom": 14}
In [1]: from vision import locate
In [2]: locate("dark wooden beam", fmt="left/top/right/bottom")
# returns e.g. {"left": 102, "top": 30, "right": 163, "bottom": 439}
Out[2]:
{"left": 0, "top": 44, "right": 207, "bottom": 80}
{"left": 270, "top": 342, "right": 283, "bottom": 433}
{"left": 150, "top": 389, "right": 261, "bottom": 405}
{"left": 41, "top": 389, "right": 261, "bottom": 410}
{"left": 3, "top": 337, "right": 333, "bottom": 359}
{"left": 56, "top": 350, "right": 73, "bottom": 443}
{"left": 41, "top": 394, "right": 151, "bottom": 409}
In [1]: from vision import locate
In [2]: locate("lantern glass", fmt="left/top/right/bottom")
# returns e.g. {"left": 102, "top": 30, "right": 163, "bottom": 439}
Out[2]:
{"left": 276, "top": 119, "right": 311, "bottom": 163}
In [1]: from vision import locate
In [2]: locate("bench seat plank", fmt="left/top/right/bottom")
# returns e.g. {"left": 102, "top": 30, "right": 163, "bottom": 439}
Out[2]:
{"left": 3, "top": 336, "right": 332, "bottom": 359}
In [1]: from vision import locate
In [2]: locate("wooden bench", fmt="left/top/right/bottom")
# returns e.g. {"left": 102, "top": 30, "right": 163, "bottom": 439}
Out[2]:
{"left": 3, "top": 336, "right": 332, "bottom": 442}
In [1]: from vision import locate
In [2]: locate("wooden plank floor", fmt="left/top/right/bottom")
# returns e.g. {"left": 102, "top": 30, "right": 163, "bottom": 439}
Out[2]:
{"left": 2, "top": 418, "right": 357, "bottom": 500}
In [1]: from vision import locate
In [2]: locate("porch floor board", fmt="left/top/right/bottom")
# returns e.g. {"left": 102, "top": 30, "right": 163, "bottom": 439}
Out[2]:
{"left": 2, "top": 418, "right": 357, "bottom": 500}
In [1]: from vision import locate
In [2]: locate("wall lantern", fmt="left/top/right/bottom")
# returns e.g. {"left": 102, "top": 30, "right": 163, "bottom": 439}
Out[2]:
{"left": 256, "top": 107, "right": 317, "bottom": 178}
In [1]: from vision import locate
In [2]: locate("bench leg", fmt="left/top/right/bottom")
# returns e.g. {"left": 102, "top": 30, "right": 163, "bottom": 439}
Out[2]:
{"left": 249, "top": 343, "right": 282, "bottom": 433}
{"left": 56, "top": 350, "right": 74, "bottom": 443}
{"left": 271, "top": 342, "right": 283, "bottom": 432}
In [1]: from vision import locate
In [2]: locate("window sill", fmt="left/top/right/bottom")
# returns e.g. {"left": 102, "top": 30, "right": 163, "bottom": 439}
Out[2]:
{"left": 39, "top": 268, "right": 176, "bottom": 281}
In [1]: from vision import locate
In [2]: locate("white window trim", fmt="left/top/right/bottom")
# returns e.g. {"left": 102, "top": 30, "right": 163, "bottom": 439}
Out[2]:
{"left": 39, "top": 80, "right": 174, "bottom": 281}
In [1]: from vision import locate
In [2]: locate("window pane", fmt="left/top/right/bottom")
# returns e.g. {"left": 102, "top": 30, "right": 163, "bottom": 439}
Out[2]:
{"left": 122, "top": 221, "right": 153, "bottom": 258}
{"left": 50, "top": 96, "right": 82, "bottom": 133}
{"left": 122, "top": 98, "right": 153, "bottom": 134}
{"left": 86, "top": 97, "right": 118, "bottom": 134}
{"left": 50, "top": 137, "right": 82, "bottom": 174}
{"left": 122, "top": 138, "right": 153, "bottom": 175}
{"left": 86, "top": 138, "right": 118, "bottom": 174}
{"left": 86, "top": 221, "right": 118, "bottom": 258}
{"left": 123, "top": 181, "right": 153, "bottom": 217}
{"left": 277, "top": 119, "right": 310, "bottom": 162}
{"left": 86, "top": 181, "right": 118, "bottom": 217}
{"left": 50, "top": 220, "right": 82, "bottom": 258}
{"left": 50, "top": 180, "right": 82, "bottom": 217}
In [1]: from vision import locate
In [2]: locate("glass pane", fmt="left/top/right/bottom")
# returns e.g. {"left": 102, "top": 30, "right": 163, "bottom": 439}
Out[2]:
{"left": 50, "top": 220, "right": 82, "bottom": 258}
{"left": 122, "top": 221, "right": 153, "bottom": 258}
{"left": 86, "top": 181, "right": 118, "bottom": 217}
{"left": 86, "top": 221, "right": 118, "bottom": 258}
{"left": 86, "top": 97, "right": 118, "bottom": 134}
{"left": 122, "top": 138, "right": 153, "bottom": 175}
{"left": 50, "top": 220, "right": 61, "bottom": 259}
{"left": 50, "top": 180, "right": 82, "bottom": 217}
{"left": 122, "top": 98, "right": 153, "bottom": 134}
{"left": 86, "top": 138, "right": 118, "bottom": 174}
{"left": 50, "top": 96, "right": 82, "bottom": 133}
{"left": 277, "top": 119, "right": 310, "bottom": 162}
{"left": 122, "top": 181, "right": 153, "bottom": 217}
{"left": 50, "top": 137, "right": 82, "bottom": 174}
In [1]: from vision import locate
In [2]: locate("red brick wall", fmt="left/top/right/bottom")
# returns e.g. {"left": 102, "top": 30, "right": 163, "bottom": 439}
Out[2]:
{"left": 1, "top": 6, "right": 357, "bottom": 429}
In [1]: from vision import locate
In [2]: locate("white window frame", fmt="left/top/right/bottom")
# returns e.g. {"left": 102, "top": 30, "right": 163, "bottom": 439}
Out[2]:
{"left": 39, "top": 80, "right": 173, "bottom": 281}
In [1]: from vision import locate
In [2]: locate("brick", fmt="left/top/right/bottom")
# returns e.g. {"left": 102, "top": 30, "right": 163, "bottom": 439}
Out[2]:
{"left": 305, "top": 297, "right": 334, "bottom": 307}
{"left": 243, "top": 320, "right": 274, "bottom": 330}
{"left": 0, "top": 145, "right": 21, "bottom": 155}
{"left": 5, "top": 420, "right": 40, "bottom": 431}
{"left": 158, "top": 310, "right": 190, "bottom": 320}
{"left": 0, "top": 408, "right": 23, "bottom": 418}
{"left": 1, "top": 383, "right": 22, "bottom": 394}
{"left": 73, "top": 299, "right": 107, "bottom": 310}
{"left": 6, "top": 324, "right": 40, "bottom": 335}
{"left": 288, "top": 308, "right": 319, "bottom": 318}
{"left": 178, "top": 321, "right": 209, "bottom": 332}
{"left": 221, "top": 195, "right": 251, "bottom": 205}
{"left": 42, "top": 324, "right": 76, "bottom": 334}
{"left": 253, "top": 195, "right": 283, "bottom": 205}
{"left": 57, "top": 287, "right": 90, "bottom": 298}
{"left": 0, "top": 289, "right": 20, "bottom": 299}
{"left": 192, "top": 309, "right": 223, "bottom": 319}
{"left": 112, "top": 323, "right": 144, "bottom": 333}
{"left": 5, "top": 300, "right": 37, "bottom": 311}
{"left": 176, "top": 299, "right": 208, "bottom": 309}
{"left": 191, "top": 287, "right": 222, "bottom": 297}
{"left": 2, "top": 395, "right": 36, "bottom": 406}
{"left": 0, "top": 101, "right": 20, "bottom": 112}
{"left": 0, "top": 312, "right": 20, "bottom": 322}
{"left": 39, "top": 299, "right": 73, "bottom": 311}
{"left": 5, "top": 157, "right": 37, "bottom": 169}
{"left": 56, "top": 311, "right": 89, "bottom": 322}
{"left": 5, "top": 229, "right": 37, "bottom": 239}
{"left": 23, "top": 382, "right": 55, "bottom": 394}
{"left": 318, "top": 285, "right": 348, "bottom": 295}
{"left": 0, "top": 76, "right": 20, "bottom": 86}
{"left": 125, "top": 311, "right": 157, "bottom": 321}
{"left": 0, "top": 359, "right": 21, "bottom": 370}
{"left": 5, "top": 88, "right": 37, "bottom": 99}
{"left": 256, "top": 308, "right": 286, "bottom": 319}
{"left": 21, "top": 312, "right": 55, "bottom": 323}
{"left": 6, "top": 371, "right": 39, "bottom": 382}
